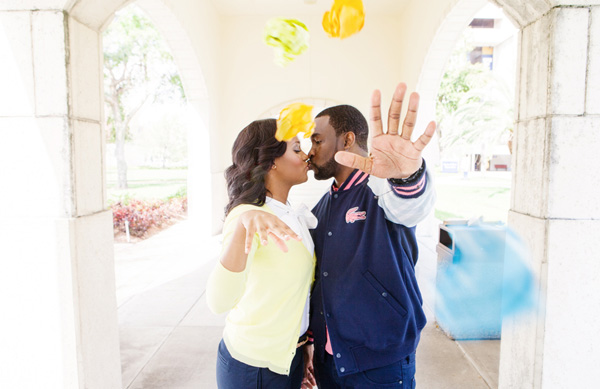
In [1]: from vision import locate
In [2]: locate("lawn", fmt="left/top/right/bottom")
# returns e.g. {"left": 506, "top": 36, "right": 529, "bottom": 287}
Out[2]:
{"left": 106, "top": 166, "right": 511, "bottom": 223}
{"left": 433, "top": 170, "right": 512, "bottom": 222}
{"left": 106, "top": 167, "right": 187, "bottom": 202}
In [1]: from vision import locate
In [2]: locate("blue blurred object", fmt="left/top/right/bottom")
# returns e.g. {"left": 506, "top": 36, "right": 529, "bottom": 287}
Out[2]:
{"left": 435, "top": 221, "right": 536, "bottom": 340}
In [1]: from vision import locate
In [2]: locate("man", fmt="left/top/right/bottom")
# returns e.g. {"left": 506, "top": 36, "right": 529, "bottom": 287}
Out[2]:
{"left": 305, "top": 83, "right": 436, "bottom": 388}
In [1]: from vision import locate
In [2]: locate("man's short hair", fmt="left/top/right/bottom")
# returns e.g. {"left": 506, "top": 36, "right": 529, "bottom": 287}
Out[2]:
{"left": 316, "top": 105, "right": 368, "bottom": 151}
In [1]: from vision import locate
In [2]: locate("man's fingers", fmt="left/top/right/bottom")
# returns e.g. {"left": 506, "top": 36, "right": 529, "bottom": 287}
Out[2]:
{"left": 335, "top": 151, "right": 373, "bottom": 173}
{"left": 400, "top": 92, "right": 420, "bottom": 140}
{"left": 387, "top": 83, "right": 406, "bottom": 135}
{"left": 370, "top": 89, "right": 384, "bottom": 138}
{"left": 414, "top": 120, "right": 436, "bottom": 152}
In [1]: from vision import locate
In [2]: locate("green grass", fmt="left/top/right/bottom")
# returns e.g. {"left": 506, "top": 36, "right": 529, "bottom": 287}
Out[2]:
{"left": 106, "top": 167, "right": 510, "bottom": 223}
{"left": 107, "top": 167, "right": 187, "bottom": 202}
{"left": 433, "top": 170, "right": 512, "bottom": 222}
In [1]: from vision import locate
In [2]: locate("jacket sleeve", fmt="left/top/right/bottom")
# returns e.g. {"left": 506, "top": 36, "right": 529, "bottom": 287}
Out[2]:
{"left": 205, "top": 207, "right": 259, "bottom": 314}
{"left": 366, "top": 160, "right": 436, "bottom": 228}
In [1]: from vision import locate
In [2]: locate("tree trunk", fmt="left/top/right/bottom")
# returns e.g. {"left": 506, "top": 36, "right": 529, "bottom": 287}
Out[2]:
{"left": 110, "top": 98, "right": 128, "bottom": 189}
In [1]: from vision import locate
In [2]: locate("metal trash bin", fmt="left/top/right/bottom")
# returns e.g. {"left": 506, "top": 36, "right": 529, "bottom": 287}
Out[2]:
{"left": 435, "top": 220, "right": 505, "bottom": 340}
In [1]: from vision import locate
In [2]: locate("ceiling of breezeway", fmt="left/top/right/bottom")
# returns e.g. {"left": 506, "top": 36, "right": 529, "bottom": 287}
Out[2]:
{"left": 209, "top": 0, "right": 411, "bottom": 16}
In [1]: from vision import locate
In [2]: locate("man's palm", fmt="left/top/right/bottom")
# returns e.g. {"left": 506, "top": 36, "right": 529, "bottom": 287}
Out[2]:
{"left": 335, "top": 83, "right": 435, "bottom": 179}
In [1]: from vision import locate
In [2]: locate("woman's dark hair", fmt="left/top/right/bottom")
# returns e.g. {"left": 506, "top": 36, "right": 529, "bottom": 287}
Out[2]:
{"left": 224, "top": 118, "right": 287, "bottom": 216}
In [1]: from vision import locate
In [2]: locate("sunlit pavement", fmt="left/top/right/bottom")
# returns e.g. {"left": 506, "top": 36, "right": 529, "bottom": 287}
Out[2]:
{"left": 116, "top": 221, "right": 499, "bottom": 389}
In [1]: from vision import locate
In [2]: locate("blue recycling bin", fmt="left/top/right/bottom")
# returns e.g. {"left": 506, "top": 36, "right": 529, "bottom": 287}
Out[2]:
{"left": 435, "top": 221, "right": 506, "bottom": 340}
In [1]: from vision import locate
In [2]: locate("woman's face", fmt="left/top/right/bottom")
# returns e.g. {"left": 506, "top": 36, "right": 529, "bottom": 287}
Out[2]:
{"left": 271, "top": 137, "right": 310, "bottom": 186}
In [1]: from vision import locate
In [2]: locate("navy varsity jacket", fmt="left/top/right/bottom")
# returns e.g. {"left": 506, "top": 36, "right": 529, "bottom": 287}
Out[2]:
{"left": 309, "top": 161, "right": 435, "bottom": 376}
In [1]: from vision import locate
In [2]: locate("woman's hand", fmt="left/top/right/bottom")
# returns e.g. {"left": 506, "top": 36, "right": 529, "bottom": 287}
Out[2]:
{"left": 238, "top": 210, "right": 302, "bottom": 254}
{"left": 301, "top": 344, "right": 316, "bottom": 389}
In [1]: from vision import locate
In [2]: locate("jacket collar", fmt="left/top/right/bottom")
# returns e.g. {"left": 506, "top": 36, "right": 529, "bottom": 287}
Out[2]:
{"left": 329, "top": 169, "right": 369, "bottom": 194}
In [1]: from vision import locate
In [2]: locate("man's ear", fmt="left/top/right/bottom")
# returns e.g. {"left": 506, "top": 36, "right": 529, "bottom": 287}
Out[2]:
{"left": 343, "top": 132, "right": 356, "bottom": 150}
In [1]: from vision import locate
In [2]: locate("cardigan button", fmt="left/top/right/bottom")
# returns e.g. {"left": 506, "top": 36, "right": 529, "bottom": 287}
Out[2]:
{"left": 336, "top": 353, "right": 341, "bottom": 358}
{"left": 382, "top": 292, "right": 388, "bottom": 297}
{"left": 328, "top": 231, "right": 332, "bottom": 236}
{"left": 323, "top": 272, "right": 328, "bottom": 277}
{"left": 340, "top": 367, "right": 345, "bottom": 373}
{"left": 333, "top": 194, "right": 338, "bottom": 199}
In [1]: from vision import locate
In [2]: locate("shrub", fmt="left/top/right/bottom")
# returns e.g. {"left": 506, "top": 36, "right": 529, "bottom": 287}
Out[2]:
{"left": 111, "top": 196, "right": 187, "bottom": 238}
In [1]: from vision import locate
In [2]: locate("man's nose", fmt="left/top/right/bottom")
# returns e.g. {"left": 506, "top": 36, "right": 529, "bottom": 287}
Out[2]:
{"left": 308, "top": 146, "right": 315, "bottom": 159}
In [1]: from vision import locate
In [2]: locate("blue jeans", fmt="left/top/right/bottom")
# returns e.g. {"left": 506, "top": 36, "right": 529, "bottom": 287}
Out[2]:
{"left": 216, "top": 339, "right": 304, "bottom": 389}
{"left": 314, "top": 351, "right": 416, "bottom": 388}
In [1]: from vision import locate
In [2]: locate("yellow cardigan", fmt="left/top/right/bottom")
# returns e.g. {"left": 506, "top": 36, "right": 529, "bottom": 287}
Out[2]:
{"left": 206, "top": 204, "right": 316, "bottom": 375}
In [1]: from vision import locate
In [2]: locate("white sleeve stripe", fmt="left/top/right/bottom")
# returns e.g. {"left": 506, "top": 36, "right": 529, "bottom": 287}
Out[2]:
{"left": 367, "top": 170, "right": 436, "bottom": 227}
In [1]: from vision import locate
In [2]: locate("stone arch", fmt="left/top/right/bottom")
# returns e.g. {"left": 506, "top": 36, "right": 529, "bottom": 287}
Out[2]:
{"left": 0, "top": 0, "right": 215, "bottom": 387}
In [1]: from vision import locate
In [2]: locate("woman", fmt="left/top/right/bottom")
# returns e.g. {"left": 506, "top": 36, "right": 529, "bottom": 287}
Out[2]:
{"left": 206, "top": 118, "right": 316, "bottom": 389}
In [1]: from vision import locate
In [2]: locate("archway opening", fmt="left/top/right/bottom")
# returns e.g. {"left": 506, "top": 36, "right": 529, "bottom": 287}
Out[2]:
{"left": 100, "top": 3, "right": 216, "bottom": 387}
{"left": 415, "top": 2, "right": 518, "bottom": 388}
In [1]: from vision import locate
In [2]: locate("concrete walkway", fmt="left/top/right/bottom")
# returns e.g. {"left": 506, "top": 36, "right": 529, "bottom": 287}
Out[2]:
{"left": 116, "top": 221, "right": 500, "bottom": 388}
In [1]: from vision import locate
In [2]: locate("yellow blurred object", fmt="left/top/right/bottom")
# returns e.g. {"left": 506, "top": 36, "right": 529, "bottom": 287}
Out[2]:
{"left": 275, "top": 103, "right": 315, "bottom": 141}
{"left": 264, "top": 18, "right": 310, "bottom": 66}
{"left": 322, "top": 0, "right": 365, "bottom": 39}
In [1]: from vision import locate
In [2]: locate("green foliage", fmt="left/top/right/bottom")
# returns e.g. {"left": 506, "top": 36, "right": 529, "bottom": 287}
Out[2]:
{"left": 442, "top": 74, "right": 513, "bottom": 150}
{"left": 436, "top": 38, "right": 484, "bottom": 128}
{"left": 436, "top": 35, "right": 514, "bottom": 153}
{"left": 434, "top": 172, "right": 511, "bottom": 222}
{"left": 167, "top": 186, "right": 187, "bottom": 200}
{"left": 134, "top": 106, "right": 189, "bottom": 167}
{"left": 103, "top": 5, "right": 185, "bottom": 143}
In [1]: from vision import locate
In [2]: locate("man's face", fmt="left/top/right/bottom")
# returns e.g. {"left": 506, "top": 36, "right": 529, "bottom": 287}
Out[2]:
{"left": 308, "top": 116, "right": 344, "bottom": 180}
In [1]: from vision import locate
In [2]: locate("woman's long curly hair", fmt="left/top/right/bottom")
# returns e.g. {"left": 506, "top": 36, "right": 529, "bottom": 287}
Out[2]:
{"left": 224, "top": 118, "right": 287, "bottom": 216}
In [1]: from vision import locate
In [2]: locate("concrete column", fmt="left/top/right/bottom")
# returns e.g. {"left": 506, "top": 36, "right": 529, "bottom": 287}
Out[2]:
{"left": 0, "top": 9, "right": 121, "bottom": 389}
{"left": 499, "top": 5, "right": 600, "bottom": 388}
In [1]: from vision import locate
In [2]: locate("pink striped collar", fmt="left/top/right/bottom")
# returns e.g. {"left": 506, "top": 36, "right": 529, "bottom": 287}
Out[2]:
{"left": 329, "top": 169, "right": 369, "bottom": 194}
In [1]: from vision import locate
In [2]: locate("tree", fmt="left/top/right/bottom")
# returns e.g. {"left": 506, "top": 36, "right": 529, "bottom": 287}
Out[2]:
{"left": 103, "top": 5, "right": 184, "bottom": 188}
{"left": 134, "top": 104, "right": 189, "bottom": 168}
{"left": 436, "top": 34, "right": 514, "bottom": 161}
{"left": 441, "top": 74, "right": 513, "bottom": 151}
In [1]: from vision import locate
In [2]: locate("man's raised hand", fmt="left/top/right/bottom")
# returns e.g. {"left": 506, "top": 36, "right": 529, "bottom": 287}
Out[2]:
{"left": 334, "top": 83, "right": 436, "bottom": 179}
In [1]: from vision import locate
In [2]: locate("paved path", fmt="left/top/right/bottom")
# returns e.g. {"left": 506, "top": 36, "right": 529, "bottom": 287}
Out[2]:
{"left": 116, "top": 220, "right": 499, "bottom": 388}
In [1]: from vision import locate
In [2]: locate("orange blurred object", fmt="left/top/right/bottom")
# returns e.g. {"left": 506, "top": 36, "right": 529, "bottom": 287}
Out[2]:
{"left": 275, "top": 103, "right": 315, "bottom": 141}
{"left": 322, "top": 0, "right": 365, "bottom": 39}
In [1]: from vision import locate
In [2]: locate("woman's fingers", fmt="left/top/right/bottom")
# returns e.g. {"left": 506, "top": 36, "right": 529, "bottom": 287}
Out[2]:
{"left": 240, "top": 210, "right": 302, "bottom": 253}
{"left": 268, "top": 231, "right": 289, "bottom": 253}
{"left": 257, "top": 226, "right": 269, "bottom": 246}
{"left": 244, "top": 226, "right": 255, "bottom": 254}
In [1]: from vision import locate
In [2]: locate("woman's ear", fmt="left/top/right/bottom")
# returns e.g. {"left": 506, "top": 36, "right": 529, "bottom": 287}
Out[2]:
{"left": 344, "top": 132, "right": 356, "bottom": 150}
